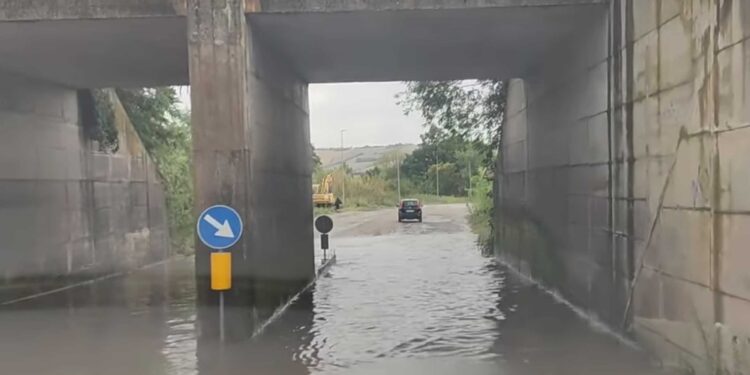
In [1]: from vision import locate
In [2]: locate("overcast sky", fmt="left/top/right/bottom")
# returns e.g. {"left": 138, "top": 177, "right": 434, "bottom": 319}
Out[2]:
{"left": 178, "top": 82, "right": 425, "bottom": 148}
{"left": 309, "top": 82, "right": 424, "bottom": 148}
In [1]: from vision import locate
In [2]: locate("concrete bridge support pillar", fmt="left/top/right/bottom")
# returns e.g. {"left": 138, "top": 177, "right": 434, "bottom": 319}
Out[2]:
{"left": 187, "top": 0, "right": 314, "bottom": 341}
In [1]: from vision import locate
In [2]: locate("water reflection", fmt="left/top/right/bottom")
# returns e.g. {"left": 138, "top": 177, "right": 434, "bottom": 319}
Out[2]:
{"left": 0, "top": 259, "right": 195, "bottom": 375}
{"left": 0, "top": 205, "right": 672, "bottom": 375}
{"left": 238, "top": 205, "right": 671, "bottom": 374}
{"left": 198, "top": 292, "right": 315, "bottom": 375}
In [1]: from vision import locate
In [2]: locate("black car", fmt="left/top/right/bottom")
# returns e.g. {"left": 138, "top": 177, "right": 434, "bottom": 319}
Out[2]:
{"left": 398, "top": 199, "right": 422, "bottom": 222}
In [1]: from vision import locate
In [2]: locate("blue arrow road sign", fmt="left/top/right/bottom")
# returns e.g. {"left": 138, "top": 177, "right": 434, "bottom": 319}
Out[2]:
{"left": 197, "top": 205, "right": 243, "bottom": 250}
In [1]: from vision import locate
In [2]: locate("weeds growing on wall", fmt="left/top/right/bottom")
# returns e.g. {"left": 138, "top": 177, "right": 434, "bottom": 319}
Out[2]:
{"left": 150, "top": 117, "right": 193, "bottom": 255}
{"left": 468, "top": 168, "right": 494, "bottom": 255}
{"left": 88, "top": 89, "right": 119, "bottom": 152}
{"left": 117, "top": 88, "right": 195, "bottom": 255}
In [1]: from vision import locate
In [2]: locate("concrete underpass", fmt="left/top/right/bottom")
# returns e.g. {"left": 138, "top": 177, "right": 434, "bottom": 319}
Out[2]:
{"left": 0, "top": 0, "right": 748, "bottom": 373}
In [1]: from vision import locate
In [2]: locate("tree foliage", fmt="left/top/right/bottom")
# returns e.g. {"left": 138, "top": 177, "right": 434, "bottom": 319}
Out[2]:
{"left": 397, "top": 80, "right": 506, "bottom": 151}
{"left": 397, "top": 79, "right": 506, "bottom": 177}
{"left": 116, "top": 88, "right": 186, "bottom": 152}
{"left": 427, "top": 162, "right": 463, "bottom": 196}
{"left": 396, "top": 136, "right": 484, "bottom": 196}
{"left": 312, "top": 145, "right": 322, "bottom": 169}
{"left": 84, "top": 89, "right": 119, "bottom": 152}
{"left": 117, "top": 87, "right": 194, "bottom": 254}
{"left": 468, "top": 167, "right": 494, "bottom": 254}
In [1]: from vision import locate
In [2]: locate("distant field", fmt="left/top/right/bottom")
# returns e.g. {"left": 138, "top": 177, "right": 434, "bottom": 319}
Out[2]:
{"left": 316, "top": 144, "right": 417, "bottom": 174}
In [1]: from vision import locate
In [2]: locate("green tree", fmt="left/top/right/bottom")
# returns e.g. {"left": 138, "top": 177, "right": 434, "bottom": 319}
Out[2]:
{"left": 398, "top": 136, "right": 482, "bottom": 196}
{"left": 468, "top": 167, "right": 494, "bottom": 254}
{"left": 401, "top": 141, "right": 456, "bottom": 180}
{"left": 312, "top": 144, "right": 323, "bottom": 177}
{"left": 374, "top": 150, "right": 406, "bottom": 189}
{"left": 427, "top": 162, "right": 463, "bottom": 196}
{"left": 116, "top": 88, "right": 184, "bottom": 152}
{"left": 455, "top": 145, "right": 483, "bottom": 193}
{"left": 151, "top": 120, "right": 193, "bottom": 253}
{"left": 397, "top": 80, "right": 506, "bottom": 167}
{"left": 312, "top": 149, "right": 322, "bottom": 169}
{"left": 117, "top": 87, "right": 194, "bottom": 254}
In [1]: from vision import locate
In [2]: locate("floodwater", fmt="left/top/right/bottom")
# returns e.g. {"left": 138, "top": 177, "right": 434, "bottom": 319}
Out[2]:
{"left": 0, "top": 204, "right": 672, "bottom": 375}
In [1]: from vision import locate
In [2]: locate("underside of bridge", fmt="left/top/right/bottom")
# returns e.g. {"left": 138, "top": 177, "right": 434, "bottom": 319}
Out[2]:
{"left": 0, "top": 0, "right": 748, "bottom": 372}
{"left": 184, "top": 0, "right": 610, "bottom": 342}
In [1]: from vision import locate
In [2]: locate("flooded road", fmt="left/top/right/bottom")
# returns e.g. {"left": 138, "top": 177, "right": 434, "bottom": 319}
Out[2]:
{"left": 0, "top": 204, "right": 672, "bottom": 374}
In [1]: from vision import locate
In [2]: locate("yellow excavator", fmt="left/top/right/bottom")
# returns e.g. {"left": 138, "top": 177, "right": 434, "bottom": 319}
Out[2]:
{"left": 313, "top": 174, "right": 337, "bottom": 207}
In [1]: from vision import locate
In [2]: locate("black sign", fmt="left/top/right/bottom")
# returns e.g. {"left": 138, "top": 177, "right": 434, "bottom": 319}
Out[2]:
{"left": 315, "top": 215, "right": 333, "bottom": 234}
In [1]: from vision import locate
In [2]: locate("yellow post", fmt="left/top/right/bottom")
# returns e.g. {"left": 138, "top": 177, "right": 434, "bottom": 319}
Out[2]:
{"left": 211, "top": 252, "right": 232, "bottom": 291}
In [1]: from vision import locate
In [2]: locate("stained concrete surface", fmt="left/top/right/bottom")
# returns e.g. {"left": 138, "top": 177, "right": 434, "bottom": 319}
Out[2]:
{"left": 0, "top": 0, "right": 183, "bottom": 20}
{"left": 0, "top": 72, "right": 169, "bottom": 302}
{"left": 257, "top": 0, "right": 606, "bottom": 13}
{"left": 1, "top": 0, "right": 748, "bottom": 372}
{"left": 0, "top": 17, "right": 188, "bottom": 87}
{"left": 0, "top": 2, "right": 606, "bottom": 86}
{"left": 249, "top": 5, "right": 607, "bottom": 82}
{"left": 187, "top": 0, "right": 314, "bottom": 340}
{"left": 497, "top": 1, "right": 750, "bottom": 372}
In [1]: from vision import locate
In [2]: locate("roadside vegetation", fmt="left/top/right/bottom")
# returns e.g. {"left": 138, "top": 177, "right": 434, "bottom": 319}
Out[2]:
{"left": 92, "top": 88, "right": 194, "bottom": 255}
{"left": 313, "top": 80, "right": 507, "bottom": 254}
{"left": 467, "top": 169, "right": 494, "bottom": 254}
{"left": 116, "top": 88, "right": 194, "bottom": 255}
{"left": 312, "top": 139, "right": 480, "bottom": 213}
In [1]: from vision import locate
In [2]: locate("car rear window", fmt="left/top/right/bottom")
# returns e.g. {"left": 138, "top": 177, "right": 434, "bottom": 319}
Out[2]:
{"left": 402, "top": 200, "right": 419, "bottom": 208}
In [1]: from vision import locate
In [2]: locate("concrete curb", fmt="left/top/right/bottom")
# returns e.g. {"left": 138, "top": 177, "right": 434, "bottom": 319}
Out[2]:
{"left": 0, "top": 256, "right": 188, "bottom": 306}
{"left": 249, "top": 254, "right": 337, "bottom": 339}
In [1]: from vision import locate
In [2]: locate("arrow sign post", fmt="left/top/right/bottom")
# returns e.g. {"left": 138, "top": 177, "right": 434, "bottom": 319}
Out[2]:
{"left": 196, "top": 204, "right": 243, "bottom": 343}
{"left": 197, "top": 205, "right": 243, "bottom": 250}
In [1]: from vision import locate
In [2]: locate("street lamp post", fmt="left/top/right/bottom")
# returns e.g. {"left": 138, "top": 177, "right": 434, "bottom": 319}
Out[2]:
{"left": 340, "top": 129, "right": 346, "bottom": 205}
{"left": 396, "top": 152, "right": 401, "bottom": 201}
{"left": 467, "top": 159, "right": 472, "bottom": 197}
{"left": 434, "top": 148, "right": 440, "bottom": 196}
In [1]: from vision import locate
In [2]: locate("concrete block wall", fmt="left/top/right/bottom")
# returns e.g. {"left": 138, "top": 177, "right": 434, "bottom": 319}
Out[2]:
{"left": 626, "top": 1, "right": 750, "bottom": 373}
{"left": 498, "top": 0, "right": 750, "bottom": 372}
{"left": 0, "top": 70, "right": 168, "bottom": 302}
{"left": 496, "top": 7, "right": 619, "bottom": 322}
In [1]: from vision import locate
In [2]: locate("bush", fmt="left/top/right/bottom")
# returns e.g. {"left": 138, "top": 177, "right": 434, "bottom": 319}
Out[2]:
{"left": 468, "top": 168, "right": 494, "bottom": 254}
{"left": 118, "top": 88, "right": 194, "bottom": 255}
{"left": 151, "top": 121, "right": 193, "bottom": 254}
{"left": 343, "top": 174, "right": 399, "bottom": 208}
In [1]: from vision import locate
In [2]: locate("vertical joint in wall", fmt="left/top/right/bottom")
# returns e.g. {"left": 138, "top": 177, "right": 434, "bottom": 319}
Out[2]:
{"left": 709, "top": 1, "right": 724, "bottom": 373}
{"left": 608, "top": 0, "right": 621, "bottom": 326}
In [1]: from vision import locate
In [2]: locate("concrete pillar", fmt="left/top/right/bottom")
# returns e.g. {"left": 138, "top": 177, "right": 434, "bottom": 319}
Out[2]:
{"left": 245, "top": 21, "right": 315, "bottom": 322}
{"left": 188, "top": 0, "right": 314, "bottom": 341}
{"left": 188, "top": 0, "right": 252, "bottom": 340}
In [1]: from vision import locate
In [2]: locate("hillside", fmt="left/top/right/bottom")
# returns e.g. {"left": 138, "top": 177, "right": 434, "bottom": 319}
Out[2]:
{"left": 316, "top": 144, "right": 417, "bottom": 174}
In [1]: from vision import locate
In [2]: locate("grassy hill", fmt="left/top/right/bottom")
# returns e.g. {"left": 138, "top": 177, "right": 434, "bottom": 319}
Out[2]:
{"left": 316, "top": 144, "right": 417, "bottom": 174}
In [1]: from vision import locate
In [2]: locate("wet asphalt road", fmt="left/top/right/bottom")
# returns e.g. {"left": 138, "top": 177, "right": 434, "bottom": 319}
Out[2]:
{"left": 0, "top": 204, "right": 673, "bottom": 374}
